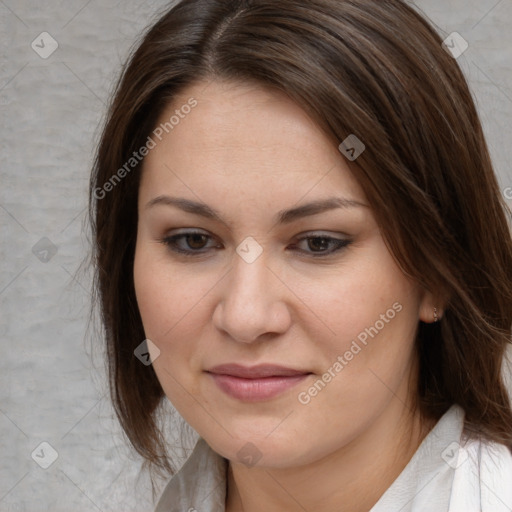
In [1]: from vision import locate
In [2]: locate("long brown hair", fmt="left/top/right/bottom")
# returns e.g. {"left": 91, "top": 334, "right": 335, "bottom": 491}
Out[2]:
{"left": 89, "top": 0, "right": 512, "bottom": 487}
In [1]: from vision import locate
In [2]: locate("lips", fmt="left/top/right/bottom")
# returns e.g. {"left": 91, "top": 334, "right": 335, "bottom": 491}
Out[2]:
{"left": 206, "top": 364, "right": 312, "bottom": 401}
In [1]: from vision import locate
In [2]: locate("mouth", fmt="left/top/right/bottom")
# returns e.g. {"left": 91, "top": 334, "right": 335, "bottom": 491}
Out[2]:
{"left": 205, "top": 364, "right": 313, "bottom": 402}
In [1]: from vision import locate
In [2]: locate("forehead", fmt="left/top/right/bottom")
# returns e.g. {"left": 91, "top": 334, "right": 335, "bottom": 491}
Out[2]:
{"left": 140, "top": 79, "right": 366, "bottom": 208}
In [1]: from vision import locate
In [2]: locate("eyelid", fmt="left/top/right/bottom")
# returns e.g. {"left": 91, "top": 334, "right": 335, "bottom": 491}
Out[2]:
{"left": 294, "top": 230, "right": 350, "bottom": 239}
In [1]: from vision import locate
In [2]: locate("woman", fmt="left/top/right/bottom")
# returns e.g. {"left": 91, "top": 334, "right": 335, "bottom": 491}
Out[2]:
{"left": 89, "top": 0, "right": 512, "bottom": 510}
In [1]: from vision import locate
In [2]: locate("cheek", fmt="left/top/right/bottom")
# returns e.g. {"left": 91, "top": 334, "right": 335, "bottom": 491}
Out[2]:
{"left": 307, "top": 252, "right": 417, "bottom": 349}
{"left": 133, "top": 247, "right": 203, "bottom": 408}
{"left": 133, "top": 244, "right": 219, "bottom": 387}
{"left": 304, "top": 250, "right": 421, "bottom": 402}
{"left": 134, "top": 245, "right": 199, "bottom": 339}
{"left": 133, "top": 252, "right": 173, "bottom": 340}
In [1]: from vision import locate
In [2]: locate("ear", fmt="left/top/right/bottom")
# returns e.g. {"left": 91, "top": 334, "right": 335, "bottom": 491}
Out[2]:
{"left": 418, "top": 289, "right": 444, "bottom": 323}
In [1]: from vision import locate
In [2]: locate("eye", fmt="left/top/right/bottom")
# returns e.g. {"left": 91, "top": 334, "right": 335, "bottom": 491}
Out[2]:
{"left": 159, "top": 230, "right": 221, "bottom": 256}
{"left": 159, "top": 231, "right": 352, "bottom": 259}
{"left": 291, "top": 234, "right": 352, "bottom": 257}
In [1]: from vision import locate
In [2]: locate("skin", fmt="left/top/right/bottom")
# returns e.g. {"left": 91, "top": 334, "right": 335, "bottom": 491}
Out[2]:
{"left": 133, "top": 79, "right": 440, "bottom": 512}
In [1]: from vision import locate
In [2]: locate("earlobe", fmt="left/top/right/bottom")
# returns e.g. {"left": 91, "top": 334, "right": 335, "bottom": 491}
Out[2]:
{"left": 425, "top": 305, "right": 444, "bottom": 323}
{"left": 419, "top": 305, "right": 442, "bottom": 324}
{"left": 419, "top": 291, "right": 444, "bottom": 323}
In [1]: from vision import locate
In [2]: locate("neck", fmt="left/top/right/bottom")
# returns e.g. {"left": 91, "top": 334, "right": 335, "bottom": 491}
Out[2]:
{"left": 226, "top": 399, "right": 435, "bottom": 512}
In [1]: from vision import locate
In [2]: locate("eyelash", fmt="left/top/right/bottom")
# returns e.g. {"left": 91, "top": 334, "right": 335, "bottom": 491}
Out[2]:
{"left": 158, "top": 231, "right": 352, "bottom": 258}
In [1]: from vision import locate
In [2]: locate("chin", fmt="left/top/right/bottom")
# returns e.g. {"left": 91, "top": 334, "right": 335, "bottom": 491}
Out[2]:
{"left": 201, "top": 426, "right": 316, "bottom": 469}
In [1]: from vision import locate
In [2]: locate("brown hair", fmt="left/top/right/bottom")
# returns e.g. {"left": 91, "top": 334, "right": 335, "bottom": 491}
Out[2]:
{"left": 89, "top": 0, "right": 512, "bottom": 486}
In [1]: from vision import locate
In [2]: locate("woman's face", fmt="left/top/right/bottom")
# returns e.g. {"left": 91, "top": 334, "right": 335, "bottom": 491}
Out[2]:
{"left": 134, "top": 79, "right": 434, "bottom": 468}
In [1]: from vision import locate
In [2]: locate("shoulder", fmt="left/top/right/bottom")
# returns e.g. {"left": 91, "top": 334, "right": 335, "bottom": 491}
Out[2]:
{"left": 449, "top": 435, "right": 512, "bottom": 512}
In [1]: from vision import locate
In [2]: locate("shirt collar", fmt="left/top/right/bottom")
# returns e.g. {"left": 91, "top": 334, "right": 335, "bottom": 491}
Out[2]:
{"left": 154, "top": 436, "right": 228, "bottom": 512}
{"left": 371, "top": 404, "right": 465, "bottom": 511}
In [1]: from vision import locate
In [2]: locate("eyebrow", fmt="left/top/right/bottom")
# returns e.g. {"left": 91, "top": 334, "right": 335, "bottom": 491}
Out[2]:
{"left": 145, "top": 195, "right": 368, "bottom": 224}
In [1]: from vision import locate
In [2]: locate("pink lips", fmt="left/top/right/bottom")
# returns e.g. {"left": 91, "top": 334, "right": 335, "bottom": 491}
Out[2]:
{"left": 206, "top": 364, "right": 312, "bottom": 402}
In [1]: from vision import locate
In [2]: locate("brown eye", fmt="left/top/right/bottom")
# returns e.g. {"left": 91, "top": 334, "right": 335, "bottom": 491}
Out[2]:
{"left": 307, "top": 237, "right": 331, "bottom": 252}
{"left": 186, "top": 233, "right": 209, "bottom": 249}
{"left": 292, "top": 235, "right": 352, "bottom": 257}
{"left": 159, "top": 230, "right": 221, "bottom": 257}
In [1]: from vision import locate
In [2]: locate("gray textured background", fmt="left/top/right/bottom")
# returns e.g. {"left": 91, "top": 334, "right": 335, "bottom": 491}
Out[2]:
{"left": 1, "top": 1, "right": 511, "bottom": 511}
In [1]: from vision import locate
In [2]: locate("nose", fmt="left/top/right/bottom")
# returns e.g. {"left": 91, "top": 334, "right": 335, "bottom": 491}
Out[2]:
{"left": 212, "top": 249, "right": 292, "bottom": 344}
